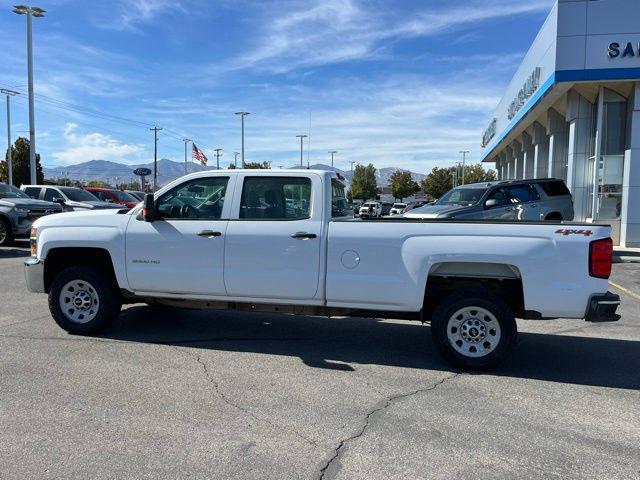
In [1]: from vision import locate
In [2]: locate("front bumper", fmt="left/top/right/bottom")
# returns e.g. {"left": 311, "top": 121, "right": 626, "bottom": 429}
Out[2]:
{"left": 585, "top": 291, "right": 620, "bottom": 322}
{"left": 24, "top": 258, "right": 45, "bottom": 293}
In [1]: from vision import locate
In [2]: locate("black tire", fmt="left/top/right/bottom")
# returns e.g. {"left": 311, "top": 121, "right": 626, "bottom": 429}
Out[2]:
{"left": 430, "top": 289, "right": 517, "bottom": 370}
{"left": 545, "top": 212, "right": 562, "bottom": 221}
{"left": 0, "top": 217, "right": 14, "bottom": 246}
{"left": 48, "top": 265, "right": 122, "bottom": 335}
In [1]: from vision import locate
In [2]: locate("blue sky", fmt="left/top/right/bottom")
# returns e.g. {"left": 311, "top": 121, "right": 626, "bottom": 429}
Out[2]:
{"left": 0, "top": 0, "right": 554, "bottom": 172}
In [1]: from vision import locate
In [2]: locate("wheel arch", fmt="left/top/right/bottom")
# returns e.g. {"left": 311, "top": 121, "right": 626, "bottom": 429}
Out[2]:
{"left": 44, "top": 247, "right": 118, "bottom": 293}
{"left": 423, "top": 261, "right": 525, "bottom": 321}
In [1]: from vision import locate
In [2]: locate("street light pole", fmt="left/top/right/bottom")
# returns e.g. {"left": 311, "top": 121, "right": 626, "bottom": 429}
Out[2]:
{"left": 328, "top": 150, "right": 337, "bottom": 168}
{"left": 234, "top": 151, "right": 240, "bottom": 168}
{"left": 1, "top": 89, "right": 19, "bottom": 186}
{"left": 459, "top": 150, "right": 469, "bottom": 185}
{"left": 13, "top": 5, "right": 45, "bottom": 185}
{"left": 235, "top": 112, "right": 250, "bottom": 168}
{"left": 150, "top": 126, "right": 162, "bottom": 192}
{"left": 182, "top": 138, "right": 190, "bottom": 175}
{"left": 214, "top": 148, "right": 222, "bottom": 169}
{"left": 296, "top": 134, "right": 308, "bottom": 167}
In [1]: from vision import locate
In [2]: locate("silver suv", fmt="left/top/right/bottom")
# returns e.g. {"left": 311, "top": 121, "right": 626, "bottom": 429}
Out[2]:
{"left": 403, "top": 179, "right": 574, "bottom": 221}
{"left": 0, "top": 183, "right": 62, "bottom": 246}
{"left": 21, "top": 185, "right": 122, "bottom": 211}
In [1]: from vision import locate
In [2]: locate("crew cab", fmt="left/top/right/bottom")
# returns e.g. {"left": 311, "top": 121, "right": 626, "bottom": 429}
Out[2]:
{"left": 24, "top": 170, "right": 620, "bottom": 369}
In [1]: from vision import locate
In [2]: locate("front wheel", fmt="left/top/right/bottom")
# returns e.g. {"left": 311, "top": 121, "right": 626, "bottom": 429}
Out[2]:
{"left": 430, "top": 290, "right": 517, "bottom": 369}
{"left": 0, "top": 218, "right": 14, "bottom": 246}
{"left": 49, "top": 266, "right": 122, "bottom": 335}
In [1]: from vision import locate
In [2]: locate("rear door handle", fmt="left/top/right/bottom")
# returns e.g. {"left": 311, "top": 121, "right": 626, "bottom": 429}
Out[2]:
{"left": 197, "top": 230, "right": 222, "bottom": 237}
{"left": 290, "top": 232, "right": 317, "bottom": 239}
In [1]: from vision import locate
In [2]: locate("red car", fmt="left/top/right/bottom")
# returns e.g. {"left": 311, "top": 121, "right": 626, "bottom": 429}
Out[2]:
{"left": 83, "top": 187, "right": 140, "bottom": 209}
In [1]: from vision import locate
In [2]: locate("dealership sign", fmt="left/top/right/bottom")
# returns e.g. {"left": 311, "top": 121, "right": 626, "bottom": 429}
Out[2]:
{"left": 507, "top": 67, "right": 541, "bottom": 120}
{"left": 607, "top": 41, "right": 640, "bottom": 58}
{"left": 481, "top": 118, "right": 496, "bottom": 148}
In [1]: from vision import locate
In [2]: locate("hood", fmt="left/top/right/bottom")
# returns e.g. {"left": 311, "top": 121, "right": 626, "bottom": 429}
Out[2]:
{"left": 403, "top": 203, "right": 470, "bottom": 219}
{"left": 32, "top": 207, "right": 128, "bottom": 229}
{"left": 0, "top": 197, "right": 62, "bottom": 210}
{"left": 65, "top": 200, "right": 123, "bottom": 209}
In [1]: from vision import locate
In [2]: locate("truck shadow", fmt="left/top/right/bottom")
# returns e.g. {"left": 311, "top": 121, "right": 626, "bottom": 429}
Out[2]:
{"left": 101, "top": 305, "right": 640, "bottom": 391}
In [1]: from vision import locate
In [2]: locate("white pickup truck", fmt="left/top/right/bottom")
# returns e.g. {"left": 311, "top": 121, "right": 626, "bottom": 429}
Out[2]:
{"left": 24, "top": 169, "right": 620, "bottom": 369}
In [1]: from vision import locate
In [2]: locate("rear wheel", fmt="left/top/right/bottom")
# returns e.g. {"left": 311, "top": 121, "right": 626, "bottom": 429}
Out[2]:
{"left": 49, "top": 266, "right": 122, "bottom": 335}
{"left": 0, "top": 218, "right": 14, "bottom": 246}
{"left": 430, "top": 290, "right": 517, "bottom": 369}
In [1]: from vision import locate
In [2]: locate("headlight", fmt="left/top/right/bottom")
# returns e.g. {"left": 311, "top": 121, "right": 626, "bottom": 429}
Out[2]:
{"left": 30, "top": 227, "right": 37, "bottom": 256}
{"left": 13, "top": 206, "right": 28, "bottom": 214}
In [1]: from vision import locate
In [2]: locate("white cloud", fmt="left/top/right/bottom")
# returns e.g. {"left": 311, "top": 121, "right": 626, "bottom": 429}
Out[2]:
{"left": 232, "top": 0, "right": 552, "bottom": 73}
{"left": 51, "top": 123, "right": 146, "bottom": 165}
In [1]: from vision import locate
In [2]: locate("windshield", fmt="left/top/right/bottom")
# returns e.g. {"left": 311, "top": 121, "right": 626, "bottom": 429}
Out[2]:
{"left": 436, "top": 187, "right": 487, "bottom": 206}
{"left": 111, "top": 190, "right": 139, "bottom": 202}
{"left": 0, "top": 184, "right": 30, "bottom": 199}
{"left": 59, "top": 187, "right": 99, "bottom": 202}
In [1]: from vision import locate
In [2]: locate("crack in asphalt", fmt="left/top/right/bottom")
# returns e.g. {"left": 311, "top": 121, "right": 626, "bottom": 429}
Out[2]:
{"left": 174, "top": 346, "right": 318, "bottom": 447}
{"left": 318, "top": 372, "right": 460, "bottom": 480}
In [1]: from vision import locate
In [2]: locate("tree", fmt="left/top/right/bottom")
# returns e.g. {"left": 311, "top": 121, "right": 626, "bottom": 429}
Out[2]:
{"left": 420, "top": 163, "right": 497, "bottom": 200}
{"left": 349, "top": 164, "right": 377, "bottom": 200}
{"left": 227, "top": 163, "right": 237, "bottom": 169}
{"left": 462, "top": 163, "right": 497, "bottom": 184}
{"left": 420, "top": 166, "right": 454, "bottom": 200}
{"left": 0, "top": 137, "right": 44, "bottom": 186}
{"left": 390, "top": 170, "right": 419, "bottom": 201}
{"left": 244, "top": 161, "right": 270, "bottom": 169}
{"left": 86, "top": 180, "right": 110, "bottom": 188}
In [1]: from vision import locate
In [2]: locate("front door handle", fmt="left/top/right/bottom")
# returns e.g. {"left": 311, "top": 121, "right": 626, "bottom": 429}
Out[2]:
{"left": 197, "top": 230, "right": 222, "bottom": 237}
{"left": 290, "top": 232, "right": 317, "bottom": 239}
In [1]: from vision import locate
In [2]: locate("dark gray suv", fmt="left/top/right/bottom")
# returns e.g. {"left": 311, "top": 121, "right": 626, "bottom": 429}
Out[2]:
{"left": 403, "top": 179, "right": 574, "bottom": 221}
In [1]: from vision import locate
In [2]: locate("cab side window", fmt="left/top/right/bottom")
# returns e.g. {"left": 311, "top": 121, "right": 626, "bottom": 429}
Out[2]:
{"left": 156, "top": 177, "right": 229, "bottom": 220}
{"left": 240, "top": 177, "right": 311, "bottom": 220}
{"left": 43, "top": 188, "right": 61, "bottom": 202}
{"left": 506, "top": 185, "right": 538, "bottom": 204}
{"left": 486, "top": 187, "right": 510, "bottom": 207}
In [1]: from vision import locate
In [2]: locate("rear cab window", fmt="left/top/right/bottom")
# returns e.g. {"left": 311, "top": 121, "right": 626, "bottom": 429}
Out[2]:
{"left": 331, "top": 179, "right": 350, "bottom": 218}
{"left": 239, "top": 176, "right": 311, "bottom": 220}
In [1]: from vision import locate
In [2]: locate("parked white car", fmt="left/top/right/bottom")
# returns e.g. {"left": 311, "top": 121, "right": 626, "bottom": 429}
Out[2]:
{"left": 358, "top": 201, "right": 381, "bottom": 218}
{"left": 389, "top": 203, "right": 407, "bottom": 215}
{"left": 24, "top": 169, "right": 620, "bottom": 369}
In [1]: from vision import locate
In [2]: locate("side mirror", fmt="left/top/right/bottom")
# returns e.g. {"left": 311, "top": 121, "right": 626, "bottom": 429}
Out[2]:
{"left": 143, "top": 193, "right": 155, "bottom": 222}
{"left": 53, "top": 197, "right": 65, "bottom": 205}
{"left": 484, "top": 198, "right": 498, "bottom": 209}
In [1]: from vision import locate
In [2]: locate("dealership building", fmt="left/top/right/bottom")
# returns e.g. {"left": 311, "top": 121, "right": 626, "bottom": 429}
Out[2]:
{"left": 481, "top": 0, "right": 640, "bottom": 246}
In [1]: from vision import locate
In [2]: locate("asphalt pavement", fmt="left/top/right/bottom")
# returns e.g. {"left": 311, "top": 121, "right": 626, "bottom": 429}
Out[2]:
{"left": 1, "top": 242, "right": 639, "bottom": 479}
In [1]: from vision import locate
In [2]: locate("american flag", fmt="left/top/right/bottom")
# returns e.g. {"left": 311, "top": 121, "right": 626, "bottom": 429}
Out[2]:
{"left": 192, "top": 143, "right": 209, "bottom": 165}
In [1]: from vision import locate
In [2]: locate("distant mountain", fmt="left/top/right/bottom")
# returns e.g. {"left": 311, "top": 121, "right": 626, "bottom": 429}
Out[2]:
{"left": 43, "top": 159, "right": 426, "bottom": 188}
{"left": 42, "top": 159, "right": 216, "bottom": 186}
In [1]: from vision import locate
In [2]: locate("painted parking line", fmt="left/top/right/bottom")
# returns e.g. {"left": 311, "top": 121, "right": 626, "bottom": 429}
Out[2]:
{"left": 609, "top": 281, "right": 640, "bottom": 301}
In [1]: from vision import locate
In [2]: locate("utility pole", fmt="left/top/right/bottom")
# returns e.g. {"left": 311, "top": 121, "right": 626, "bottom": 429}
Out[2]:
{"left": 235, "top": 112, "right": 250, "bottom": 167}
{"left": 150, "top": 126, "right": 162, "bottom": 192}
{"left": 13, "top": 6, "right": 45, "bottom": 184}
{"left": 214, "top": 148, "right": 222, "bottom": 169}
{"left": 1, "top": 89, "right": 19, "bottom": 186}
{"left": 234, "top": 151, "right": 240, "bottom": 168}
{"left": 459, "top": 150, "right": 469, "bottom": 185}
{"left": 328, "top": 150, "right": 337, "bottom": 169}
{"left": 182, "top": 138, "right": 190, "bottom": 175}
{"left": 296, "top": 134, "right": 308, "bottom": 167}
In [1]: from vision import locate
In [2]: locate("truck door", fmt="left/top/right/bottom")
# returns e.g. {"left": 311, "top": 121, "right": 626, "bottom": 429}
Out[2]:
{"left": 223, "top": 174, "right": 322, "bottom": 300}
{"left": 504, "top": 184, "right": 542, "bottom": 221}
{"left": 125, "top": 175, "right": 233, "bottom": 295}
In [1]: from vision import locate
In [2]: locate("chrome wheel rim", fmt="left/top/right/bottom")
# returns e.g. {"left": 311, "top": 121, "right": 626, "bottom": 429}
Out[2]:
{"left": 446, "top": 306, "right": 501, "bottom": 358}
{"left": 0, "top": 222, "right": 6, "bottom": 244}
{"left": 59, "top": 279, "right": 100, "bottom": 324}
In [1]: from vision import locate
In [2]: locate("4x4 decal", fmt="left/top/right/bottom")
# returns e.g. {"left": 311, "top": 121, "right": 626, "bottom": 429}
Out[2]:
{"left": 555, "top": 228, "right": 593, "bottom": 236}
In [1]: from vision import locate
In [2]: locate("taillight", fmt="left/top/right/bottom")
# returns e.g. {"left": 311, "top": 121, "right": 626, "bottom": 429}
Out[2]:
{"left": 589, "top": 237, "right": 613, "bottom": 279}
